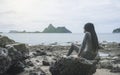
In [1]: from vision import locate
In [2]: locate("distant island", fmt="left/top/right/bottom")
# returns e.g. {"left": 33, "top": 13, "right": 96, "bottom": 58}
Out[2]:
{"left": 42, "top": 24, "right": 72, "bottom": 33}
{"left": 113, "top": 28, "right": 120, "bottom": 33}
{"left": 9, "top": 24, "right": 72, "bottom": 33}
{"left": 9, "top": 30, "right": 41, "bottom": 33}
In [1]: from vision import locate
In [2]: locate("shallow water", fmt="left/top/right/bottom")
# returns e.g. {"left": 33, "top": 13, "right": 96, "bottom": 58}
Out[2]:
{"left": 0, "top": 33, "right": 120, "bottom": 45}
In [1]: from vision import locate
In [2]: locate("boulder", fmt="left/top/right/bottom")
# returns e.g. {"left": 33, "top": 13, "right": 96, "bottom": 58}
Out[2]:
{"left": 6, "top": 61, "right": 25, "bottom": 75}
{"left": 29, "top": 72, "right": 38, "bottom": 75}
{"left": 33, "top": 50, "right": 47, "bottom": 56}
{"left": 99, "top": 60, "right": 113, "bottom": 69}
{"left": 0, "top": 48, "right": 11, "bottom": 74}
{"left": 29, "top": 68, "right": 46, "bottom": 75}
{"left": 29, "top": 71, "right": 46, "bottom": 75}
{"left": 0, "top": 43, "right": 29, "bottom": 75}
{"left": 6, "top": 46, "right": 22, "bottom": 62}
{"left": 110, "top": 64, "right": 120, "bottom": 73}
{"left": 0, "top": 35, "right": 29, "bottom": 75}
{"left": 12, "top": 43, "right": 29, "bottom": 56}
{"left": 50, "top": 57, "right": 98, "bottom": 75}
{"left": 0, "top": 36, "right": 15, "bottom": 47}
{"left": 42, "top": 60, "right": 50, "bottom": 66}
{"left": 111, "top": 57, "right": 120, "bottom": 73}
{"left": 6, "top": 43, "right": 29, "bottom": 74}
{"left": 25, "top": 59, "right": 34, "bottom": 67}
{"left": 6, "top": 43, "right": 29, "bottom": 61}
{"left": 98, "top": 56, "right": 120, "bottom": 73}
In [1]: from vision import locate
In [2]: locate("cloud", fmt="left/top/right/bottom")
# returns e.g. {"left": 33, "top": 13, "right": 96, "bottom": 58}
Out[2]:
{"left": 0, "top": 10, "right": 16, "bottom": 15}
{"left": 0, "top": 0, "right": 120, "bottom": 33}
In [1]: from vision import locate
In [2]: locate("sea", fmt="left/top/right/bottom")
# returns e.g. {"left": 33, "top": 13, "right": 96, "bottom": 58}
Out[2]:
{"left": 0, "top": 33, "right": 120, "bottom": 45}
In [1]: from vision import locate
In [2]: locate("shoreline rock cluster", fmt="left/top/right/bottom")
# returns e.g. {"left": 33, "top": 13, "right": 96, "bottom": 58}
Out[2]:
{"left": 0, "top": 35, "right": 29, "bottom": 75}
{"left": 0, "top": 35, "right": 120, "bottom": 75}
{"left": 28, "top": 42, "right": 120, "bottom": 75}
{"left": 98, "top": 42, "right": 120, "bottom": 73}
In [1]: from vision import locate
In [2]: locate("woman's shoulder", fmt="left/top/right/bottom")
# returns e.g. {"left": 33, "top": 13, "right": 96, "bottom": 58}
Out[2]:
{"left": 84, "top": 32, "right": 91, "bottom": 38}
{"left": 85, "top": 31, "right": 91, "bottom": 35}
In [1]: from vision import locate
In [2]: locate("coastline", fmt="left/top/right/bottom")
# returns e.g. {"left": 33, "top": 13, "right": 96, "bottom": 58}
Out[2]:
{"left": 23, "top": 42, "right": 120, "bottom": 75}
{"left": 0, "top": 35, "right": 120, "bottom": 75}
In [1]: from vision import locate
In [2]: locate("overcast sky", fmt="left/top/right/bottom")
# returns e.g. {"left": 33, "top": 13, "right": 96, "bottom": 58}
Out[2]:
{"left": 0, "top": 0, "right": 120, "bottom": 33}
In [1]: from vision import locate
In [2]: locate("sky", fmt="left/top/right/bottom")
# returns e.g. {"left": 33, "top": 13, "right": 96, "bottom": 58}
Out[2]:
{"left": 0, "top": 0, "right": 120, "bottom": 33}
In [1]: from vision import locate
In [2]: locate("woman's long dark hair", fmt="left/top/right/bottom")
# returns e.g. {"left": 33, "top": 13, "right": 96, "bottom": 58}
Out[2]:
{"left": 84, "top": 23, "right": 99, "bottom": 50}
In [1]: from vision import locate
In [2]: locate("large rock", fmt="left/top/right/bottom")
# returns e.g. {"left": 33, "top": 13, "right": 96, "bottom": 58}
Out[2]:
{"left": 33, "top": 50, "right": 47, "bottom": 57}
{"left": 0, "top": 47, "right": 11, "bottom": 74}
{"left": 98, "top": 56, "right": 120, "bottom": 73}
{"left": 0, "top": 35, "right": 29, "bottom": 75}
{"left": 6, "top": 43, "right": 29, "bottom": 75}
{"left": 6, "top": 43, "right": 29, "bottom": 61}
{"left": 111, "top": 64, "right": 120, "bottom": 73}
{"left": 99, "top": 60, "right": 113, "bottom": 69}
{"left": 6, "top": 61, "right": 25, "bottom": 75}
{"left": 0, "top": 35, "right": 15, "bottom": 47}
{"left": 50, "top": 57, "right": 98, "bottom": 75}
{"left": 0, "top": 43, "right": 29, "bottom": 75}
{"left": 5, "top": 43, "right": 29, "bottom": 75}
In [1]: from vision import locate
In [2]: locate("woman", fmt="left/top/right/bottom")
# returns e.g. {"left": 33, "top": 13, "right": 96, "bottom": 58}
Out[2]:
{"left": 67, "top": 23, "right": 99, "bottom": 60}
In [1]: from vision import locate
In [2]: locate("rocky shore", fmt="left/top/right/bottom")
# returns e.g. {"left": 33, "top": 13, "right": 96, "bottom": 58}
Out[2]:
{"left": 0, "top": 35, "right": 120, "bottom": 75}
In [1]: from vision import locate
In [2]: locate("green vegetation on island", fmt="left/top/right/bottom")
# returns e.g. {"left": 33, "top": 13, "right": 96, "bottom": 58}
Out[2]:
{"left": 42, "top": 24, "right": 72, "bottom": 33}
{"left": 113, "top": 28, "right": 120, "bottom": 33}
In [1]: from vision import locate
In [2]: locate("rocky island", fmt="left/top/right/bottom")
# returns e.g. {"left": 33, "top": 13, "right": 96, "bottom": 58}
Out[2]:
{"left": 113, "top": 28, "right": 120, "bottom": 33}
{"left": 9, "top": 30, "right": 41, "bottom": 33}
{"left": 42, "top": 24, "right": 72, "bottom": 33}
{"left": 9, "top": 24, "right": 72, "bottom": 33}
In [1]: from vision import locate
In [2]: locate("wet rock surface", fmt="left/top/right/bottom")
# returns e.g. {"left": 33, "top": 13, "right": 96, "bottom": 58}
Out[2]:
{"left": 98, "top": 56, "right": 120, "bottom": 73}
{"left": 50, "top": 57, "right": 97, "bottom": 75}
{"left": 0, "top": 48, "right": 11, "bottom": 74}
{"left": 0, "top": 35, "right": 120, "bottom": 75}
{"left": 25, "top": 42, "right": 120, "bottom": 75}
{"left": 0, "top": 35, "right": 15, "bottom": 47}
{"left": 0, "top": 35, "right": 29, "bottom": 75}
{"left": 98, "top": 42, "right": 120, "bottom": 73}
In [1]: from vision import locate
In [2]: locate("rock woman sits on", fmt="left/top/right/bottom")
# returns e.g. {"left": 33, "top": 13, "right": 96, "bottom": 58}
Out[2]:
{"left": 67, "top": 23, "right": 99, "bottom": 60}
